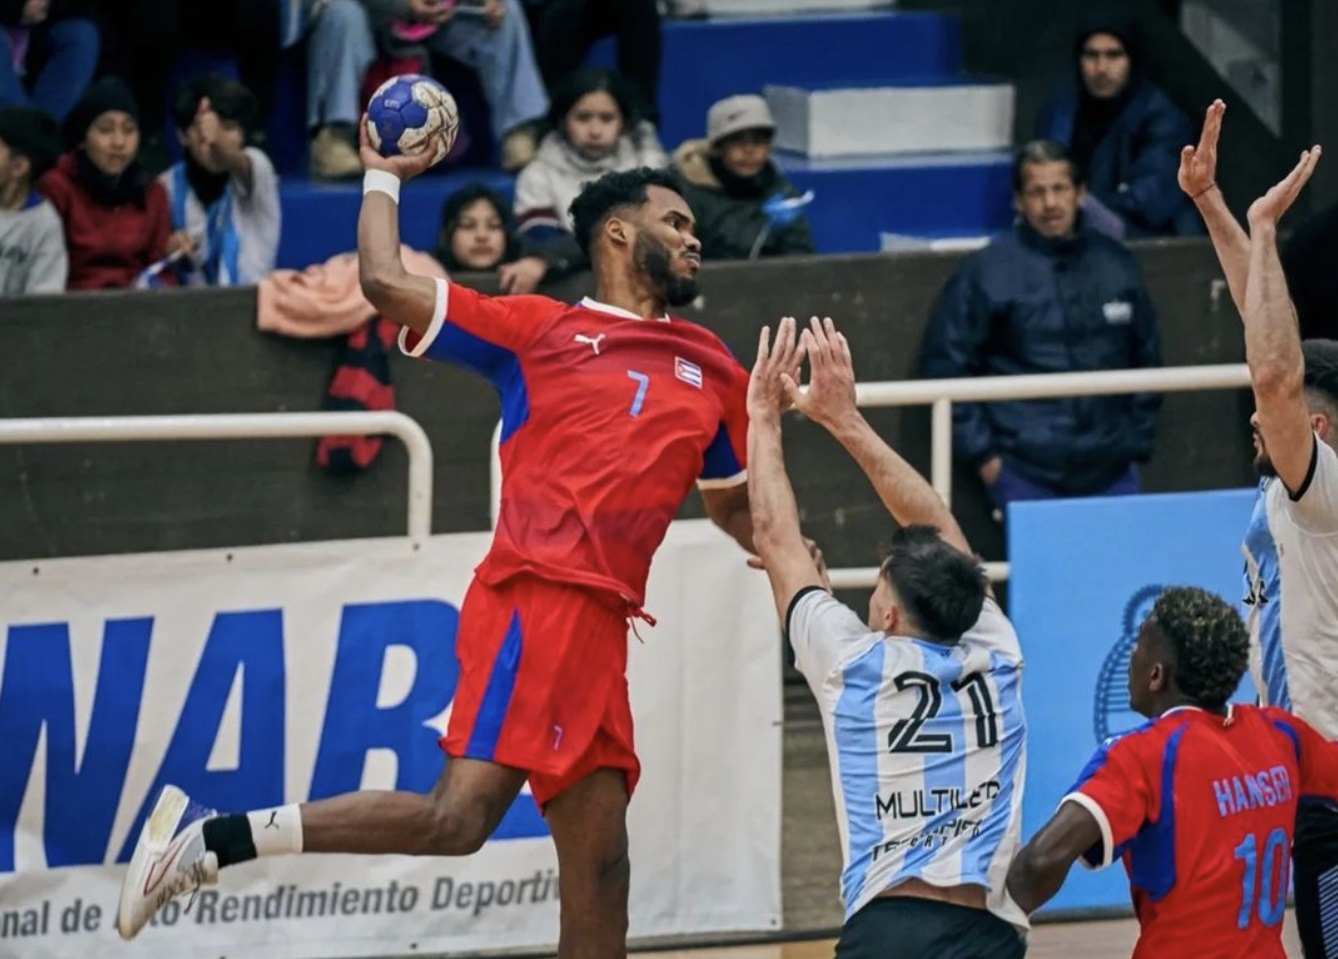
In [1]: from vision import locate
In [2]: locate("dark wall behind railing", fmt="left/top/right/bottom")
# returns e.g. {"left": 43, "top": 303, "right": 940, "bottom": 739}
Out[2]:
{"left": 0, "top": 240, "right": 1253, "bottom": 574}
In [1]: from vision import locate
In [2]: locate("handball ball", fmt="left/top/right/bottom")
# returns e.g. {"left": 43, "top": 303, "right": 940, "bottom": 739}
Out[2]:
{"left": 366, "top": 74, "right": 459, "bottom": 165}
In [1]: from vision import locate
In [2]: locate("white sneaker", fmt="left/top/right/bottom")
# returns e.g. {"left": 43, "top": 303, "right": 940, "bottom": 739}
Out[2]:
{"left": 117, "top": 785, "right": 220, "bottom": 940}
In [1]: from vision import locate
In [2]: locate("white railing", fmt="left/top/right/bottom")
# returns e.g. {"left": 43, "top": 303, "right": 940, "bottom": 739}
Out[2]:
{"left": 489, "top": 363, "right": 1253, "bottom": 588}
{"left": 0, "top": 412, "right": 436, "bottom": 540}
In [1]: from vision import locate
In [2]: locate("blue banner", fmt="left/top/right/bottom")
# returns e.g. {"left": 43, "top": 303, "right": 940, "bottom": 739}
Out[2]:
{"left": 1008, "top": 487, "right": 1258, "bottom": 914}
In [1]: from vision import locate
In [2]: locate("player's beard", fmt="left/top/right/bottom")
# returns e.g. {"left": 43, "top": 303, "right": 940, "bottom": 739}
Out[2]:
{"left": 635, "top": 233, "right": 698, "bottom": 308}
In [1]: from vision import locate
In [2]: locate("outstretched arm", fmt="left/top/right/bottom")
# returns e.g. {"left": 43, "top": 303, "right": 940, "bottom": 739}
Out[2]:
{"left": 790, "top": 317, "right": 973, "bottom": 558}
{"left": 356, "top": 116, "right": 442, "bottom": 336}
{"left": 1006, "top": 802, "right": 1103, "bottom": 915}
{"left": 746, "top": 318, "right": 829, "bottom": 624}
{"left": 1179, "top": 100, "right": 1250, "bottom": 315}
{"left": 1244, "top": 146, "right": 1324, "bottom": 494}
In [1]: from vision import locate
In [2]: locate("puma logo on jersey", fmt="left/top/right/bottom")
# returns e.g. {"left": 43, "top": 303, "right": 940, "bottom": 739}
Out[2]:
{"left": 574, "top": 333, "right": 606, "bottom": 355}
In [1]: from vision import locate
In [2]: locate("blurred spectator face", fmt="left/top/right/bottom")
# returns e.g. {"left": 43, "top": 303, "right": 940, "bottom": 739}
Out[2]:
{"left": 717, "top": 129, "right": 773, "bottom": 179}
{"left": 448, "top": 198, "right": 507, "bottom": 270}
{"left": 564, "top": 91, "right": 624, "bottom": 161}
{"left": 84, "top": 111, "right": 140, "bottom": 178}
{"left": 1015, "top": 160, "right": 1081, "bottom": 239}
{"left": 20, "top": 0, "right": 49, "bottom": 25}
{"left": 181, "top": 110, "right": 245, "bottom": 175}
{"left": 1081, "top": 33, "right": 1131, "bottom": 99}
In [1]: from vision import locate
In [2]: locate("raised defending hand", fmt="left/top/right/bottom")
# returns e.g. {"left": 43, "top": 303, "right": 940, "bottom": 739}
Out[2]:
{"left": 788, "top": 317, "right": 857, "bottom": 432}
{"left": 358, "top": 112, "right": 441, "bottom": 182}
{"left": 1248, "top": 146, "right": 1323, "bottom": 229}
{"left": 1179, "top": 99, "right": 1225, "bottom": 201}
{"left": 746, "top": 315, "right": 805, "bottom": 421}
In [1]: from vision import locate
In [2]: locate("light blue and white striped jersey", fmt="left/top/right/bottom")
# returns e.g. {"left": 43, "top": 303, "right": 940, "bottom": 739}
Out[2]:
{"left": 788, "top": 589, "right": 1028, "bottom": 929}
{"left": 1243, "top": 437, "right": 1338, "bottom": 739}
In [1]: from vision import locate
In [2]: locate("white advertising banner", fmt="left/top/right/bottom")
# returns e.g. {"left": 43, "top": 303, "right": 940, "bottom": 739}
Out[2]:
{"left": 0, "top": 520, "right": 781, "bottom": 958}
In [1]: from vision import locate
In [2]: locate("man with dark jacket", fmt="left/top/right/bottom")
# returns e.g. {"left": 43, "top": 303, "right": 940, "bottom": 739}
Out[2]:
{"left": 919, "top": 140, "right": 1162, "bottom": 514}
{"left": 1037, "top": 12, "right": 1200, "bottom": 239}
{"left": 672, "top": 94, "right": 814, "bottom": 260}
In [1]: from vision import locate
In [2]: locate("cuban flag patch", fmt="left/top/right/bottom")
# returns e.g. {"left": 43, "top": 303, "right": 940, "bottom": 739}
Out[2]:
{"left": 675, "top": 357, "right": 703, "bottom": 388}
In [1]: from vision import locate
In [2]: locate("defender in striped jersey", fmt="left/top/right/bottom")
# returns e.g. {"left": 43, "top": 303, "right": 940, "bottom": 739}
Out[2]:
{"left": 747, "top": 316, "right": 1027, "bottom": 959}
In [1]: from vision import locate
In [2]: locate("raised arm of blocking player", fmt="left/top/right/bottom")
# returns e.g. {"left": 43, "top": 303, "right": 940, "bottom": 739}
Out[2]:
{"left": 1243, "top": 147, "right": 1324, "bottom": 495}
{"left": 1179, "top": 100, "right": 1250, "bottom": 316}
{"left": 792, "top": 317, "right": 973, "bottom": 559}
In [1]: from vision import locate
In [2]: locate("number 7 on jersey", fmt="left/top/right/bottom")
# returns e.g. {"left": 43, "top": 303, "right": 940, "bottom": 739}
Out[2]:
{"left": 626, "top": 370, "right": 650, "bottom": 417}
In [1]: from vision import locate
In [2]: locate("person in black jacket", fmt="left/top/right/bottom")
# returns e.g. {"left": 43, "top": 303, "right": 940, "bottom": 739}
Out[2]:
{"left": 1036, "top": 11, "right": 1200, "bottom": 239}
{"left": 0, "top": 0, "right": 99, "bottom": 123}
{"left": 919, "top": 140, "right": 1162, "bottom": 515}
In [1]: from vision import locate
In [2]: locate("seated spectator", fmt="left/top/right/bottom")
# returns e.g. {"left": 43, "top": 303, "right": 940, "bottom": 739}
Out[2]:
{"left": 0, "top": 104, "right": 66, "bottom": 294}
{"left": 1036, "top": 12, "right": 1199, "bottom": 238}
{"left": 434, "top": 181, "right": 520, "bottom": 272}
{"left": 95, "top": 0, "right": 281, "bottom": 174}
{"left": 918, "top": 140, "right": 1162, "bottom": 515}
{"left": 505, "top": 67, "right": 665, "bottom": 292}
{"left": 306, "top": 0, "right": 547, "bottom": 177}
{"left": 160, "top": 75, "right": 280, "bottom": 286}
{"left": 0, "top": 0, "right": 99, "bottom": 123}
{"left": 523, "top": 0, "right": 661, "bottom": 127}
{"left": 672, "top": 94, "right": 814, "bottom": 261}
{"left": 38, "top": 77, "right": 180, "bottom": 290}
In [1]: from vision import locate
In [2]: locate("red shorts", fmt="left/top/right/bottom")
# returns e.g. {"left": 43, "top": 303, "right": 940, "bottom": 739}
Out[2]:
{"left": 442, "top": 575, "right": 640, "bottom": 808}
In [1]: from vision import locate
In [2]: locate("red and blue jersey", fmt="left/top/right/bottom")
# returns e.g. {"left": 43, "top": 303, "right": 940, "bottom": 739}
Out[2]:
{"left": 401, "top": 279, "right": 750, "bottom": 606}
{"left": 1062, "top": 704, "right": 1338, "bottom": 958}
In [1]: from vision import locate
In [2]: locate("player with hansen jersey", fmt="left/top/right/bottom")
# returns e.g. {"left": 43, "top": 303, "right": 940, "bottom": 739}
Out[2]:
{"left": 1180, "top": 99, "right": 1338, "bottom": 958}
{"left": 745, "top": 316, "right": 1027, "bottom": 959}
{"left": 1008, "top": 586, "right": 1338, "bottom": 959}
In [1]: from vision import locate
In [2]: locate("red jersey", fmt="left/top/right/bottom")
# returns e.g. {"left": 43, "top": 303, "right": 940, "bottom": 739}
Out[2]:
{"left": 1063, "top": 704, "right": 1338, "bottom": 958}
{"left": 402, "top": 279, "right": 750, "bottom": 606}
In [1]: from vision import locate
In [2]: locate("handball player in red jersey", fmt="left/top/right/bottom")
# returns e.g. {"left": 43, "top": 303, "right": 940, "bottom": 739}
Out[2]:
{"left": 118, "top": 119, "right": 782, "bottom": 958}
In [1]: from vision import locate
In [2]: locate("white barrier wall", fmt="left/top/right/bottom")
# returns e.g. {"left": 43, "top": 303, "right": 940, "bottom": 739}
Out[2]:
{"left": 0, "top": 520, "right": 782, "bottom": 958}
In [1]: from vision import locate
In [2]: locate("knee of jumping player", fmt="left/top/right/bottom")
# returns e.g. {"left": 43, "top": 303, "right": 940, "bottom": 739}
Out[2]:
{"left": 424, "top": 796, "right": 493, "bottom": 856}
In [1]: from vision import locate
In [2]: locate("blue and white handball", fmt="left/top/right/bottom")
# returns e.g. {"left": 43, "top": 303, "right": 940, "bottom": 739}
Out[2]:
{"left": 366, "top": 74, "right": 459, "bottom": 165}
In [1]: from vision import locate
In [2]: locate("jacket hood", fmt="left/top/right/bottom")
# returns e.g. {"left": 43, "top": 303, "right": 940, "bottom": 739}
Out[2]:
{"left": 673, "top": 139, "right": 720, "bottom": 189}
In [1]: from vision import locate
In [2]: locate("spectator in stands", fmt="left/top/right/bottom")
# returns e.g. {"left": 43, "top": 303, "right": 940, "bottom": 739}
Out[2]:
{"left": 307, "top": 0, "right": 547, "bottom": 178}
{"left": 0, "top": 105, "right": 66, "bottom": 294}
{"left": 96, "top": 0, "right": 282, "bottom": 174}
{"left": 434, "top": 181, "right": 519, "bottom": 272}
{"left": 1282, "top": 199, "right": 1338, "bottom": 341}
{"left": 38, "top": 77, "right": 181, "bottom": 290}
{"left": 918, "top": 140, "right": 1162, "bottom": 515}
{"left": 672, "top": 94, "right": 814, "bottom": 261}
{"left": 1036, "top": 12, "right": 1200, "bottom": 239}
{"left": 0, "top": 0, "right": 99, "bottom": 123}
{"left": 523, "top": 0, "right": 662, "bottom": 127}
{"left": 160, "top": 75, "right": 280, "bottom": 286}
{"left": 505, "top": 67, "right": 665, "bottom": 292}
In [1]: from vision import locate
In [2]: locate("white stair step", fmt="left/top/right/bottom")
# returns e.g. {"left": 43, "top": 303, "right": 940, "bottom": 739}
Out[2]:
{"left": 702, "top": 0, "right": 895, "bottom": 15}
{"left": 765, "top": 81, "right": 1015, "bottom": 159}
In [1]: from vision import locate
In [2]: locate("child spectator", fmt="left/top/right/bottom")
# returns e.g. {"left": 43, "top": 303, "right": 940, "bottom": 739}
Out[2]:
{"left": 0, "top": 104, "right": 66, "bottom": 294}
{"left": 672, "top": 94, "right": 814, "bottom": 260}
{"left": 0, "top": 0, "right": 99, "bottom": 123}
{"left": 434, "top": 182, "right": 519, "bottom": 272}
{"left": 38, "top": 76, "right": 180, "bottom": 290}
{"left": 160, "top": 75, "right": 280, "bottom": 287}
{"left": 506, "top": 67, "right": 666, "bottom": 293}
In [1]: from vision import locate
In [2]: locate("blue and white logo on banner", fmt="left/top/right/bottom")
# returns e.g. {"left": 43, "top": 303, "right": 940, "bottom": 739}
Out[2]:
{"left": 1008, "top": 487, "right": 1258, "bottom": 914}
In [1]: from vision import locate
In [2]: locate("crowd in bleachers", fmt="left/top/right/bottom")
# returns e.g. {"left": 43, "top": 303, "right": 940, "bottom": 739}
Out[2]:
{"left": 2, "top": 2, "right": 1335, "bottom": 503}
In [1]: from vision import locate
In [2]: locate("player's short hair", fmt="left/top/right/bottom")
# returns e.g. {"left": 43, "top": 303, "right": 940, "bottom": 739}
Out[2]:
{"left": 879, "top": 525, "right": 987, "bottom": 645}
{"left": 569, "top": 167, "right": 686, "bottom": 256}
{"left": 1302, "top": 339, "right": 1338, "bottom": 413}
{"left": 1012, "top": 139, "right": 1082, "bottom": 192}
{"left": 1146, "top": 586, "right": 1248, "bottom": 710}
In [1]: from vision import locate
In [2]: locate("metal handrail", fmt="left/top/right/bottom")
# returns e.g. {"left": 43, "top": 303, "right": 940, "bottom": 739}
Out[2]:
{"left": 487, "top": 363, "right": 1253, "bottom": 588}
{"left": 0, "top": 411, "right": 435, "bottom": 540}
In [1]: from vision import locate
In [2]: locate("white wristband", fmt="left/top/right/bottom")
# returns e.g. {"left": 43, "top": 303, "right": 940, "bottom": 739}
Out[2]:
{"left": 363, "top": 170, "right": 401, "bottom": 204}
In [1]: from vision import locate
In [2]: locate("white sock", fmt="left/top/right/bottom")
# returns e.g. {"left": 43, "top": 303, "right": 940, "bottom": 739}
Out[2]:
{"left": 247, "top": 804, "right": 304, "bottom": 857}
